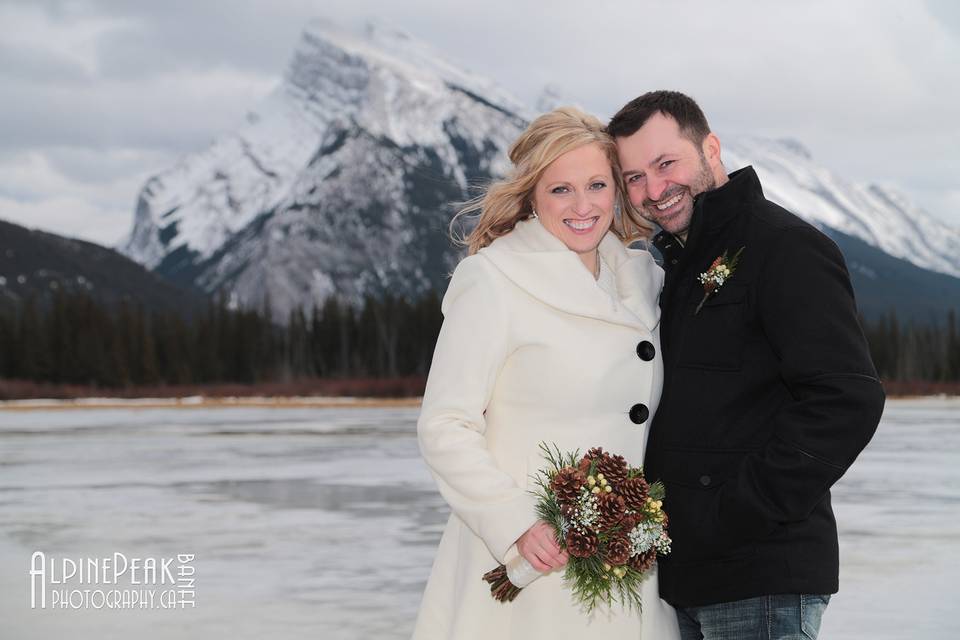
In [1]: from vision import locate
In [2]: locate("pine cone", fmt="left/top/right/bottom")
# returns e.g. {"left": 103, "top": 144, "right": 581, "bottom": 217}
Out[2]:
{"left": 605, "top": 534, "right": 632, "bottom": 566}
{"left": 596, "top": 492, "right": 626, "bottom": 530}
{"left": 550, "top": 467, "right": 585, "bottom": 513}
{"left": 584, "top": 447, "right": 606, "bottom": 464}
{"left": 619, "top": 477, "right": 650, "bottom": 512}
{"left": 596, "top": 455, "right": 628, "bottom": 488}
{"left": 565, "top": 529, "right": 599, "bottom": 558}
{"left": 585, "top": 447, "right": 628, "bottom": 488}
{"left": 620, "top": 513, "right": 641, "bottom": 532}
{"left": 577, "top": 456, "right": 592, "bottom": 475}
{"left": 629, "top": 549, "right": 657, "bottom": 574}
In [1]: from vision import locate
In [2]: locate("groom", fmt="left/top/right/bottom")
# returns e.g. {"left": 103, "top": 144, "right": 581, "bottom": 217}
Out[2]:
{"left": 608, "top": 91, "right": 885, "bottom": 639}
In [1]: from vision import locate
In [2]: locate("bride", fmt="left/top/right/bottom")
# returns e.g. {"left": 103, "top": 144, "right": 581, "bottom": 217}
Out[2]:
{"left": 411, "top": 107, "right": 680, "bottom": 639}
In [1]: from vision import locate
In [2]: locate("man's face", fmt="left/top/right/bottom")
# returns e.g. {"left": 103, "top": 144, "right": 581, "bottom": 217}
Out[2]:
{"left": 615, "top": 112, "right": 720, "bottom": 239}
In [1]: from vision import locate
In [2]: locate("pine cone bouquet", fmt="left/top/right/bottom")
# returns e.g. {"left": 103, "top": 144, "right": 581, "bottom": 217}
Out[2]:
{"left": 482, "top": 443, "right": 672, "bottom": 613}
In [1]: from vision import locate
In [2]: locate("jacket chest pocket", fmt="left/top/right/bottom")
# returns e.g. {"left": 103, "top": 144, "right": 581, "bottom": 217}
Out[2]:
{"left": 676, "top": 283, "right": 747, "bottom": 371}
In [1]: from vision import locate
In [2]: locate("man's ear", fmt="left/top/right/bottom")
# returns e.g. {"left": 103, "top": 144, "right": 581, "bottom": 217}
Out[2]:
{"left": 702, "top": 132, "right": 722, "bottom": 165}
{"left": 702, "top": 132, "right": 725, "bottom": 177}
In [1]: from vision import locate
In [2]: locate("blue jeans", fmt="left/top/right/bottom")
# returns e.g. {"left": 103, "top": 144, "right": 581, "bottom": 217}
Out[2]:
{"left": 677, "top": 594, "right": 830, "bottom": 640}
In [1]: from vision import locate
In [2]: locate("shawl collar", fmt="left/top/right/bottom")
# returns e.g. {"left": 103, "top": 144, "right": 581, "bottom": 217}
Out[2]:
{"left": 479, "top": 218, "right": 662, "bottom": 332}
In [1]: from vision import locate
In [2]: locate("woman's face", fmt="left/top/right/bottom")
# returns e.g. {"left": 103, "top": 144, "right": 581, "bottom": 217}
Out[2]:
{"left": 532, "top": 142, "right": 615, "bottom": 260}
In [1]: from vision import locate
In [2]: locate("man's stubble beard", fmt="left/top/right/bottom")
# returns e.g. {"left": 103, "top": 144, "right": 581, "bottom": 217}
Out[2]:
{"left": 642, "top": 153, "right": 717, "bottom": 239}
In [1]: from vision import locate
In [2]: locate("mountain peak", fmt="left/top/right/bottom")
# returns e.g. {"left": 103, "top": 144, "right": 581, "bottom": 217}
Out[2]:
{"left": 292, "top": 20, "right": 528, "bottom": 120}
{"left": 723, "top": 136, "right": 960, "bottom": 278}
{"left": 121, "top": 20, "right": 528, "bottom": 320}
{"left": 360, "top": 20, "right": 421, "bottom": 49}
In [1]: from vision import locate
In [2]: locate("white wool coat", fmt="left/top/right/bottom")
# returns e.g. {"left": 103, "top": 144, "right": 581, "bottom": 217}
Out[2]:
{"left": 412, "top": 218, "right": 680, "bottom": 639}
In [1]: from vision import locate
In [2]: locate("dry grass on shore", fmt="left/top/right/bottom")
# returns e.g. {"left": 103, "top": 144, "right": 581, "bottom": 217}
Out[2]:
{"left": 0, "top": 377, "right": 426, "bottom": 410}
{"left": 1, "top": 377, "right": 956, "bottom": 411}
{"left": 0, "top": 397, "right": 423, "bottom": 411}
{"left": 878, "top": 380, "right": 960, "bottom": 397}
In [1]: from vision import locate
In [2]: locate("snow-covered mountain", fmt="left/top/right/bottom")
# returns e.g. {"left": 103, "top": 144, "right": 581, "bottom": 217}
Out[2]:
{"left": 123, "top": 21, "right": 527, "bottom": 319}
{"left": 122, "top": 20, "right": 960, "bottom": 321}
{"left": 724, "top": 138, "right": 960, "bottom": 279}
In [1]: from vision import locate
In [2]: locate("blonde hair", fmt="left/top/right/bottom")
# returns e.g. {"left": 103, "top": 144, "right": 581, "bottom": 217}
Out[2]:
{"left": 452, "top": 106, "right": 652, "bottom": 254}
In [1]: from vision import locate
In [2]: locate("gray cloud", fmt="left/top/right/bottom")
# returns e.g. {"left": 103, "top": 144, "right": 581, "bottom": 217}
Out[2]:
{"left": 927, "top": 0, "right": 960, "bottom": 36}
{"left": 0, "top": 40, "right": 92, "bottom": 83}
{"left": 2, "top": 68, "right": 277, "bottom": 151}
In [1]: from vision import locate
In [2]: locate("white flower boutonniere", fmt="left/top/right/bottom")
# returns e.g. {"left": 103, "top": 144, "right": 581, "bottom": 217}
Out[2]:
{"left": 695, "top": 247, "right": 745, "bottom": 315}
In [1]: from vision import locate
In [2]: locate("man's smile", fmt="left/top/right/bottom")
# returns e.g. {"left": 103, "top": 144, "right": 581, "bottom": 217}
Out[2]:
{"left": 655, "top": 192, "right": 684, "bottom": 211}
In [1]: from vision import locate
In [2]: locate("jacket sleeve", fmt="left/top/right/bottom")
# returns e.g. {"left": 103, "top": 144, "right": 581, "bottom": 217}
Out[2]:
{"left": 717, "top": 226, "right": 885, "bottom": 541}
{"left": 417, "top": 254, "right": 538, "bottom": 563}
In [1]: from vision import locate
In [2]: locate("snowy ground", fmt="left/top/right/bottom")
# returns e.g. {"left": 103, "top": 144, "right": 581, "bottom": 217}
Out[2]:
{"left": 0, "top": 398, "right": 957, "bottom": 638}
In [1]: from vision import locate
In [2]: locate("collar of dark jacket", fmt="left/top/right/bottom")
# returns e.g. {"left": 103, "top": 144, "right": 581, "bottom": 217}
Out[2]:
{"left": 651, "top": 229, "right": 682, "bottom": 266}
{"left": 652, "top": 165, "right": 763, "bottom": 263}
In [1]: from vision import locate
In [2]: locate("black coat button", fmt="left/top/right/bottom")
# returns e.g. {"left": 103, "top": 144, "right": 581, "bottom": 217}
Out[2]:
{"left": 636, "top": 341, "right": 656, "bottom": 361}
{"left": 629, "top": 403, "right": 649, "bottom": 424}
{"left": 699, "top": 475, "right": 712, "bottom": 487}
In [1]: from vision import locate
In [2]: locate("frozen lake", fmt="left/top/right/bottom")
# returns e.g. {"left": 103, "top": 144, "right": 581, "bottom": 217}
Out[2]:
{"left": 1, "top": 398, "right": 957, "bottom": 638}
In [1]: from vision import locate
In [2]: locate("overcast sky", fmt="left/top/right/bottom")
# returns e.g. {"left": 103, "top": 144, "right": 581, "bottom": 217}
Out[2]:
{"left": 1, "top": 0, "right": 958, "bottom": 247}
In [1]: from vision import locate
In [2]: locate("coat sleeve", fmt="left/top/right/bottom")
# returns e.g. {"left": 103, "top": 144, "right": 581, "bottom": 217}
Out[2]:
{"left": 717, "top": 225, "right": 886, "bottom": 541}
{"left": 417, "top": 254, "right": 538, "bottom": 563}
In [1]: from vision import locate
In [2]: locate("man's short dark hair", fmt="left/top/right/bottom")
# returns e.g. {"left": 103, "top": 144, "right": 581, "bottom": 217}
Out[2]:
{"left": 607, "top": 90, "right": 711, "bottom": 145}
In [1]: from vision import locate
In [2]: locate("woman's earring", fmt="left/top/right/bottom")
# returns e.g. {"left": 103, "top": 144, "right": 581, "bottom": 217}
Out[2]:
{"left": 531, "top": 208, "right": 539, "bottom": 219}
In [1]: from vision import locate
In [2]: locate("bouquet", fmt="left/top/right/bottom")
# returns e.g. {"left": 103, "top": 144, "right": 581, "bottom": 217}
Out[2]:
{"left": 482, "top": 443, "right": 670, "bottom": 612}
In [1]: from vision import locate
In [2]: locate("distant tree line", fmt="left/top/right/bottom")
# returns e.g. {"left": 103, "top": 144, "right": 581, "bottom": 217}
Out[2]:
{"left": 862, "top": 310, "right": 960, "bottom": 383}
{"left": 0, "top": 290, "right": 441, "bottom": 388}
{"left": 0, "top": 292, "right": 957, "bottom": 390}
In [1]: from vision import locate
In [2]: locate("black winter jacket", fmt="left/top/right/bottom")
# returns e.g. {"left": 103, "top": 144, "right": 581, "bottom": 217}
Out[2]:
{"left": 646, "top": 166, "right": 885, "bottom": 607}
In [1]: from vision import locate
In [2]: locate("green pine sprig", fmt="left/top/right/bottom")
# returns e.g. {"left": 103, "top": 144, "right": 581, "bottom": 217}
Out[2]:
{"left": 524, "top": 442, "right": 666, "bottom": 614}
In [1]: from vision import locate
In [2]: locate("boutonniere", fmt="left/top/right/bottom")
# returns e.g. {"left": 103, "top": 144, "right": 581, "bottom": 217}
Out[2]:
{"left": 695, "top": 247, "right": 745, "bottom": 315}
